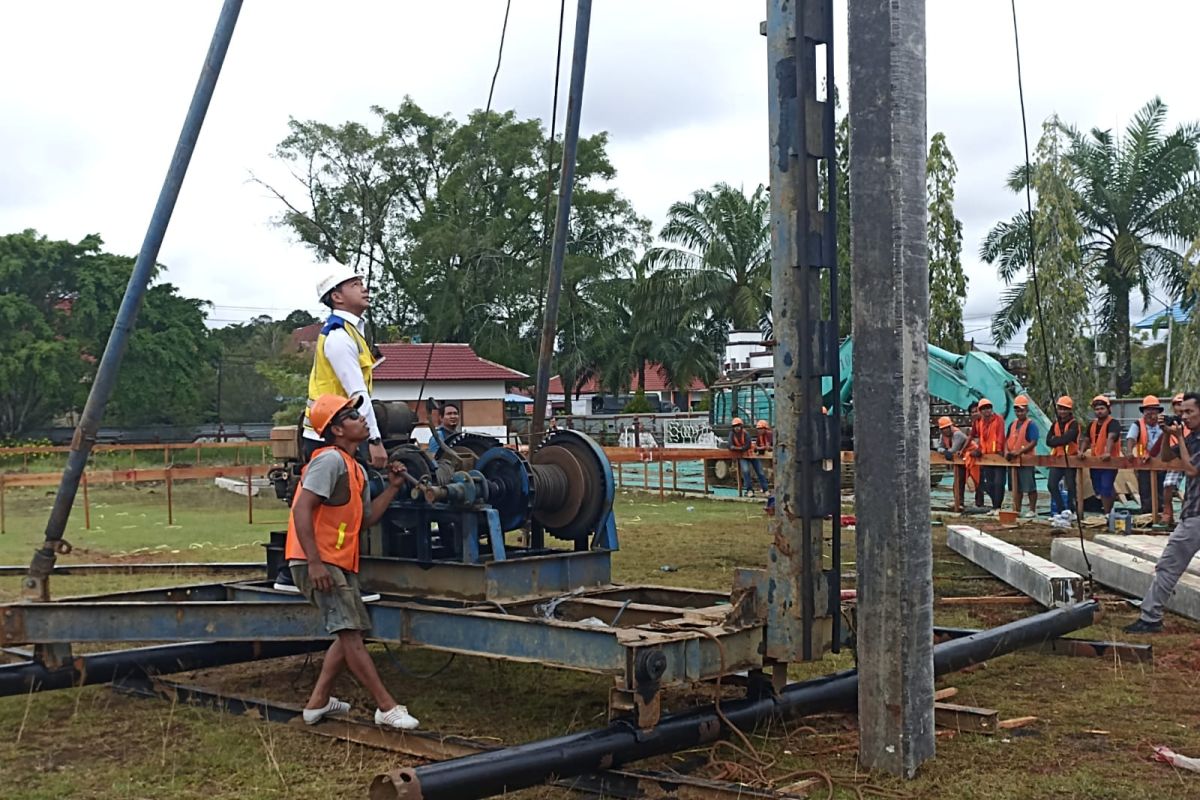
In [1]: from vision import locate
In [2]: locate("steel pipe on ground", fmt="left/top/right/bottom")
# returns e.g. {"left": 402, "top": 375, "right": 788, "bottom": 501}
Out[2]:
{"left": 0, "top": 640, "right": 326, "bottom": 697}
{"left": 371, "top": 601, "right": 1099, "bottom": 800}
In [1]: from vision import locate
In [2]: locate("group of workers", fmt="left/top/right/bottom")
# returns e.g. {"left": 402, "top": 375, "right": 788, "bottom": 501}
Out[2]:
{"left": 936, "top": 393, "right": 1190, "bottom": 524}
{"left": 937, "top": 390, "right": 1200, "bottom": 636}
{"left": 728, "top": 417, "right": 773, "bottom": 495}
{"left": 268, "top": 263, "right": 1200, "bottom": 731}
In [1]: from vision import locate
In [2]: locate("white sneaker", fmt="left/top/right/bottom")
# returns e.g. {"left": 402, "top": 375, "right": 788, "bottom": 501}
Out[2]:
{"left": 376, "top": 705, "right": 419, "bottom": 730}
{"left": 302, "top": 696, "right": 351, "bottom": 725}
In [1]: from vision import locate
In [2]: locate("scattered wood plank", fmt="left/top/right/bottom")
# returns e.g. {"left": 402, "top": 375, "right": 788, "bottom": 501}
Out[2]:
{"left": 934, "top": 702, "right": 1000, "bottom": 734}
{"left": 937, "top": 595, "right": 1038, "bottom": 606}
{"left": 933, "top": 687, "right": 958, "bottom": 701}
{"left": 998, "top": 716, "right": 1038, "bottom": 730}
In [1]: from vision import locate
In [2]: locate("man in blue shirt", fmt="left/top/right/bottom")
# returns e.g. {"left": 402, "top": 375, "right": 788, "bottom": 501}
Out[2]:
{"left": 427, "top": 401, "right": 461, "bottom": 461}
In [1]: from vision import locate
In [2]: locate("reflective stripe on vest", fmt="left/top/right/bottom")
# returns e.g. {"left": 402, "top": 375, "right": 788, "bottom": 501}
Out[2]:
{"left": 1051, "top": 420, "right": 1079, "bottom": 456}
{"left": 304, "top": 315, "right": 374, "bottom": 435}
{"left": 1133, "top": 419, "right": 1150, "bottom": 457}
{"left": 284, "top": 447, "right": 364, "bottom": 573}
{"left": 1006, "top": 418, "right": 1032, "bottom": 453}
{"left": 1089, "top": 417, "right": 1114, "bottom": 457}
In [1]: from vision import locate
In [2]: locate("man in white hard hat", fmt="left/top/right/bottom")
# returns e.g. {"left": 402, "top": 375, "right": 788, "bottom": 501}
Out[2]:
{"left": 303, "top": 266, "right": 387, "bottom": 469}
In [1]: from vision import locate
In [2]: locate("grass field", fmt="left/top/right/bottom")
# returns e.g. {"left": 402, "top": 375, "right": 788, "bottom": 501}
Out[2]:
{"left": 2, "top": 485, "right": 1199, "bottom": 798}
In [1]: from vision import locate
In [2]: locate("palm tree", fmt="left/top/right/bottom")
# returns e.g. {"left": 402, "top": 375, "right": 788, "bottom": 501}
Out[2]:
{"left": 642, "top": 183, "right": 771, "bottom": 332}
{"left": 983, "top": 98, "right": 1200, "bottom": 394}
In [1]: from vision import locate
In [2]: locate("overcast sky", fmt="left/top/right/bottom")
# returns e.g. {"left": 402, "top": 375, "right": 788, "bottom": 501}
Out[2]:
{"left": 2, "top": 1, "right": 1197, "bottom": 348}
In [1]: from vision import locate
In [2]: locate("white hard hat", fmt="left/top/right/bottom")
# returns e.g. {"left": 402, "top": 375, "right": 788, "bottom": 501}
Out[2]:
{"left": 316, "top": 266, "right": 361, "bottom": 302}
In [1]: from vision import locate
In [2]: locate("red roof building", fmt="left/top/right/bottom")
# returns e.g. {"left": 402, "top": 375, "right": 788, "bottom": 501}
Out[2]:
{"left": 548, "top": 363, "right": 705, "bottom": 397}
{"left": 374, "top": 343, "right": 527, "bottom": 382}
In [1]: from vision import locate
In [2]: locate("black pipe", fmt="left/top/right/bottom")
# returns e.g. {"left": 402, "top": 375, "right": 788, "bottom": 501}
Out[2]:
{"left": 0, "top": 640, "right": 326, "bottom": 698}
{"left": 371, "top": 601, "right": 1098, "bottom": 800}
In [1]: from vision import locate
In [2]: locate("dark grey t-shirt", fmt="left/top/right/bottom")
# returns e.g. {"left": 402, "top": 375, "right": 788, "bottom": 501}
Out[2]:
{"left": 289, "top": 449, "right": 370, "bottom": 566}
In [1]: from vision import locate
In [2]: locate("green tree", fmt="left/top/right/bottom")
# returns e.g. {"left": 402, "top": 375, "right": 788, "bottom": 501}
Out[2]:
{"left": 262, "top": 99, "right": 647, "bottom": 377}
{"left": 208, "top": 310, "right": 318, "bottom": 423}
{"left": 0, "top": 230, "right": 215, "bottom": 435}
{"left": 983, "top": 98, "right": 1200, "bottom": 394}
{"left": 1016, "top": 120, "right": 1093, "bottom": 408}
{"left": 0, "top": 231, "right": 96, "bottom": 436}
{"left": 1171, "top": 238, "right": 1200, "bottom": 388}
{"left": 926, "top": 132, "right": 967, "bottom": 351}
{"left": 644, "top": 183, "right": 771, "bottom": 332}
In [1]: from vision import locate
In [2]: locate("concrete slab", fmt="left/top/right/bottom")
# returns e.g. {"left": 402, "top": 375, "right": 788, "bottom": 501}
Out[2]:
{"left": 1051, "top": 539, "right": 1200, "bottom": 622}
{"left": 947, "top": 525, "right": 1084, "bottom": 607}
{"left": 1092, "top": 535, "right": 1200, "bottom": 579}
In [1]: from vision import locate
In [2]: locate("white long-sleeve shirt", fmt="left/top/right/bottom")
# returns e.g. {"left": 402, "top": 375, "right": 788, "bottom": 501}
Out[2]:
{"left": 302, "top": 309, "right": 382, "bottom": 441}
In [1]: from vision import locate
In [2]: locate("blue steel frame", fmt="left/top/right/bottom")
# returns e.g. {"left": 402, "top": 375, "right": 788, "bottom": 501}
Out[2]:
{"left": 0, "top": 582, "right": 764, "bottom": 693}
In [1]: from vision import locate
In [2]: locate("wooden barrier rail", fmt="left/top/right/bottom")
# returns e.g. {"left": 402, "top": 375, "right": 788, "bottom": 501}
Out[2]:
{"left": 0, "top": 465, "right": 273, "bottom": 534}
{"left": 0, "top": 441, "right": 267, "bottom": 456}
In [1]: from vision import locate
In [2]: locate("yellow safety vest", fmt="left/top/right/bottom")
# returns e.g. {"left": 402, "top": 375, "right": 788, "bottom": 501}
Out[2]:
{"left": 304, "top": 315, "right": 374, "bottom": 435}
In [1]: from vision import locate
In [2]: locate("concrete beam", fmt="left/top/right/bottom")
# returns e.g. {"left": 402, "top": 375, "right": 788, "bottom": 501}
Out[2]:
{"left": 1093, "top": 534, "right": 1200, "bottom": 579}
{"left": 946, "top": 525, "right": 1084, "bottom": 607}
{"left": 848, "top": 0, "right": 934, "bottom": 778}
{"left": 1051, "top": 539, "right": 1200, "bottom": 622}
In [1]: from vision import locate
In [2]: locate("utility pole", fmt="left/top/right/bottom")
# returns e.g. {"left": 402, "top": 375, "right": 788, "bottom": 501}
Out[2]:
{"left": 764, "top": 0, "right": 841, "bottom": 664}
{"left": 848, "top": 0, "right": 935, "bottom": 777}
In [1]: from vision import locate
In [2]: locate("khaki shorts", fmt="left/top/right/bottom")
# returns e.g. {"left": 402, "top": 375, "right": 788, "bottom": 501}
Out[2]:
{"left": 291, "top": 562, "right": 372, "bottom": 635}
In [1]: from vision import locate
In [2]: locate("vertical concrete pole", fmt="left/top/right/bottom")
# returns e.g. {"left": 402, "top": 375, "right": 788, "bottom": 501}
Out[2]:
{"left": 764, "top": 0, "right": 840, "bottom": 662}
{"left": 847, "top": 0, "right": 935, "bottom": 777}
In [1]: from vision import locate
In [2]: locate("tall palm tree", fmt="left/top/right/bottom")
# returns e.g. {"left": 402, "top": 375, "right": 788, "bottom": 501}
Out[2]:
{"left": 983, "top": 98, "right": 1200, "bottom": 394}
{"left": 642, "top": 183, "right": 771, "bottom": 332}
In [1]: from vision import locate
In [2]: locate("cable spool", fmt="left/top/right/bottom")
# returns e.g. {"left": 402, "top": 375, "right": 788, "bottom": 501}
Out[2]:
{"left": 529, "top": 430, "right": 614, "bottom": 541}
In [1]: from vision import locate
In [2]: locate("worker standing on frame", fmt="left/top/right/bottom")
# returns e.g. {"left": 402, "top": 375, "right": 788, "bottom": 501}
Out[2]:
{"left": 969, "top": 398, "right": 1006, "bottom": 510}
{"left": 285, "top": 393, "right": 420, "bottom": 730}
{"left": 303, "top": 267, "right": 387, "bottom": 468}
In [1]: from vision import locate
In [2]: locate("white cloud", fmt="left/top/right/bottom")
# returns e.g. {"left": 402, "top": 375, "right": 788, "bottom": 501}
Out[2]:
{"left": 1, "top": 0, "right": 1196, "bottom": 342}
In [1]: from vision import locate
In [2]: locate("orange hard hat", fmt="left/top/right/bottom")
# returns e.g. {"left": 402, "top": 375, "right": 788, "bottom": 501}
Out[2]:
{"left": 1174, "top": 393, "right": 1185, "bottom": 404}
{"left": 1013, "top": 395, "right": 1030, "bottom": 408}
{"left": 1141, "top": 394, "right": 1163, "bottom": 410}
{"left": 308, "top": 393, "right": 363, "bottom": 436}
{"left": 756, "top": 419, "right": 769, "bottom": 429}
{"left": 1091, "top": 395, "right": 1111, "bottom": 408}
{"left": 1056, "top": 396, "right": 1074, "bottom": 409}
{"left": 731, "top": 417, "right": 744, "bottom": 426}
{"left": 978, "top": 398, "right": 993, "bottom": 409}
{"left": 937, "top": 416, "right": 954, "bottom": 429}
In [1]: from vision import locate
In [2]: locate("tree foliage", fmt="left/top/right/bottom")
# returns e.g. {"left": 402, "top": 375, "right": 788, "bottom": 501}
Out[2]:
{"left": 0, "top": 230, "right": 214, "bottom": 436}
{"left": 261, "top": 99, "right": 650, "bottom": 378}
{"left": 983, "top": 98, "right": 1200, "bottom": 394}
{"left": 926, "top": 132, "right": 967, "bottom": 351}
{"left": 1017, "top": 120, "right": 1093, "bottom": 409}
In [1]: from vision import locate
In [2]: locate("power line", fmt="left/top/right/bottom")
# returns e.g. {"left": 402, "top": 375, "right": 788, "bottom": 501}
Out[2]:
{"left": 1010, "top": 0, "right": 1092, "bottom": 583}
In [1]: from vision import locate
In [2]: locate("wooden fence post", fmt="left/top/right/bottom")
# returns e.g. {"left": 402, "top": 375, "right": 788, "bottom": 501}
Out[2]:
{"left": 166, "top": 467, "right": 174, "bottom": 526}
{"left": 82, "top": 471, "right": 91, "bottom": 530}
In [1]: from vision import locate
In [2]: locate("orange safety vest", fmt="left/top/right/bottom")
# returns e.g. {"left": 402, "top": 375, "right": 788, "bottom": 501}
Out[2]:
{"left": 1088, "top": 417, "right": 1115, "bottom": 458}
{"left": 941, "top": 429, "right": 957, "bottom": 451}
{"left": 730, "top": 428, "right": 750, "bottom": 452}
{"left": 1006, "top": 418, "right": 1032, "bottom": 454}
{"left": 1131, "top": 419, "right": 1158, "bottom": 458}
{"left": 756, "top": 430, "right": 774, "bottom": 449}
{"left": 974, "top": 415, "right": 1005, "bottom": 454}
{"left": 1050, "top": 419, "right": 1079, "bottom": 456}
{"left": 285, "top": 447, "right": 364, "bottom": 572}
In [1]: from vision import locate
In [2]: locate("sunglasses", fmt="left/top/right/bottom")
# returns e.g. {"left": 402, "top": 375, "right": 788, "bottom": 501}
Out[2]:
{"left": 333, "top": 408, "right": 363, "bottom": 424}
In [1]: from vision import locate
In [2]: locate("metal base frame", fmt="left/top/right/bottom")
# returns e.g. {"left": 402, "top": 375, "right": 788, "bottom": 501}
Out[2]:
{"left": 0, "top": 575, "right": 764, "bottom": 728}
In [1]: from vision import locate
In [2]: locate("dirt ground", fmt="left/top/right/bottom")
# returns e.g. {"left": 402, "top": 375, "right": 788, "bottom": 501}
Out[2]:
{"left": 2, "top": 490, "right": 1199, "bottom": 799}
